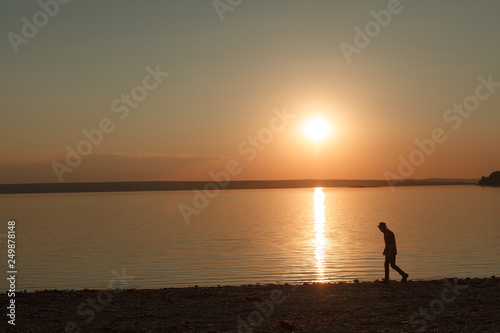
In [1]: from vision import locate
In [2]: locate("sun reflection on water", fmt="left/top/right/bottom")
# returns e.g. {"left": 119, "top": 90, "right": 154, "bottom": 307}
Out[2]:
{"left": 313, "top": 187, "right": 327, "bottom": 281}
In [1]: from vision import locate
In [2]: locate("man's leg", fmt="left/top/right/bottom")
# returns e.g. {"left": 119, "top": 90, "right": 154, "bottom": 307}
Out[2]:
{"left": 384, "top": 255, "right": 391, "bottom": 281}
{"left": 389, "top": 256, "right": 409, "bottom": 282}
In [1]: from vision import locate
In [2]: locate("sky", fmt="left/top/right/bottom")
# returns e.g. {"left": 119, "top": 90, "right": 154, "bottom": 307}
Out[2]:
{"left": 1, "top": 0, "right": 499, "bottom": 184}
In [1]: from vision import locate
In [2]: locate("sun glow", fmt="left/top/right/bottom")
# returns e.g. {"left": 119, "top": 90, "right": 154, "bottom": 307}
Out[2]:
{"left": 303, "top": 117, "right": 332, "bottom": 142}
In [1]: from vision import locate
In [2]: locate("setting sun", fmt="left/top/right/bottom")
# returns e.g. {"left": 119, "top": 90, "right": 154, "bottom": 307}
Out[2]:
{"left": 303, "top": 117, "right": 332, "bottom": 142}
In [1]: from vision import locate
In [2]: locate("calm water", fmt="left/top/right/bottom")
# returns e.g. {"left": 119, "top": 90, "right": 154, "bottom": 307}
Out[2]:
{"left": 1, "top": 186, "right": 499, "bottom": 291}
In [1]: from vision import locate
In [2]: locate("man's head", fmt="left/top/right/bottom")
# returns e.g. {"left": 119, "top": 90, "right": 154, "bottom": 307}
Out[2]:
{"left": 378, "top": 222, "right": 387, "bottom": 233}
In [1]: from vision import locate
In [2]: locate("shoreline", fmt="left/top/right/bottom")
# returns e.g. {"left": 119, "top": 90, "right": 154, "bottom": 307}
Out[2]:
{"left": 3, "top": 277, "right": 498, "bottom": 332}
{"left": 0, "top": 179, "right": 479, "bottom": 195}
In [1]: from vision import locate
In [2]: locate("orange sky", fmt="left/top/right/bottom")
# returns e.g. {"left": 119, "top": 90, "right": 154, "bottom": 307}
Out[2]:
{"left": 1, "top": 1, "right": 499, "bottom": 184}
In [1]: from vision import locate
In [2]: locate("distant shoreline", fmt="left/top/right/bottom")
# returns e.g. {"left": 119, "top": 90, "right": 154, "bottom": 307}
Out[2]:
{"left": 0, "top": 179, "right": 479, "bottom": 195}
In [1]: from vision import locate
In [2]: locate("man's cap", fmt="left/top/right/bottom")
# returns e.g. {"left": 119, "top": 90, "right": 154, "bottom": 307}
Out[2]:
{"left": 378, "top": 222, "right": 386, "bottom": 228}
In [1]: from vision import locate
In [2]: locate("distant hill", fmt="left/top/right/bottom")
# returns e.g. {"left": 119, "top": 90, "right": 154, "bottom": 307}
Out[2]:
{"left": 478, "top": 171, "right": 500, "bottom": 187}
{"left": 0, "top": 178, "right": 479, "bottom": 195}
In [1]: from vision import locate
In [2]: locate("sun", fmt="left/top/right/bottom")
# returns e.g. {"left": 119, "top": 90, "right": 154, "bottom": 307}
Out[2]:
{"left": 303, "top": 117, "right": 332, "bottom": 142}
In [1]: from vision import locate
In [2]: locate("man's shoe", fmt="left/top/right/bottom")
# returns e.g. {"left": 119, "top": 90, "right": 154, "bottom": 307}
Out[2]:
{"left": 401, "top": 273, "right": 409, "bottom": 282}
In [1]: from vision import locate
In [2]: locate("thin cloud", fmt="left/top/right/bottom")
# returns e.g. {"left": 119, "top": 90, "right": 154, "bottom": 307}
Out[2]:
{"left": 0, "top": 153, "right": 221, "bottom": 184}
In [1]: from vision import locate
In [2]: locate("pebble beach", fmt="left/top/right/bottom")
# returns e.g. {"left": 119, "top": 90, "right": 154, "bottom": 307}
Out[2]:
{"left": 2, "top": 277, "right": 499, "bottom": 332}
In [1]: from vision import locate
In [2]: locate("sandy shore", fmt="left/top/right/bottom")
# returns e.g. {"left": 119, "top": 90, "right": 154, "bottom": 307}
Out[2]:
{"left": 2, "top": 277, "right": 498, "bottom": 332}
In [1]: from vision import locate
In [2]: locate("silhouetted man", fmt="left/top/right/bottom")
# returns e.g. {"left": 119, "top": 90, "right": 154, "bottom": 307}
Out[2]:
{"left": 378, "top": 222, "right": 409, "bottom": 282}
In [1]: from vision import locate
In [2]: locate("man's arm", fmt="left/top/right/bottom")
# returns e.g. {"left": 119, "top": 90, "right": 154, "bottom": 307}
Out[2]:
{"left": 385, "top": 231, "right": 396, "bottom": 255}
{"left": 383, "top": 233, "right": 388, "bottom": 255}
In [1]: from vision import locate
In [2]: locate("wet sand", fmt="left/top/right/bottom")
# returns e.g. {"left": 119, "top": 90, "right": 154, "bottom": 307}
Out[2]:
{"left": 2, "top": 277, "right": 498, "bottom": 332}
